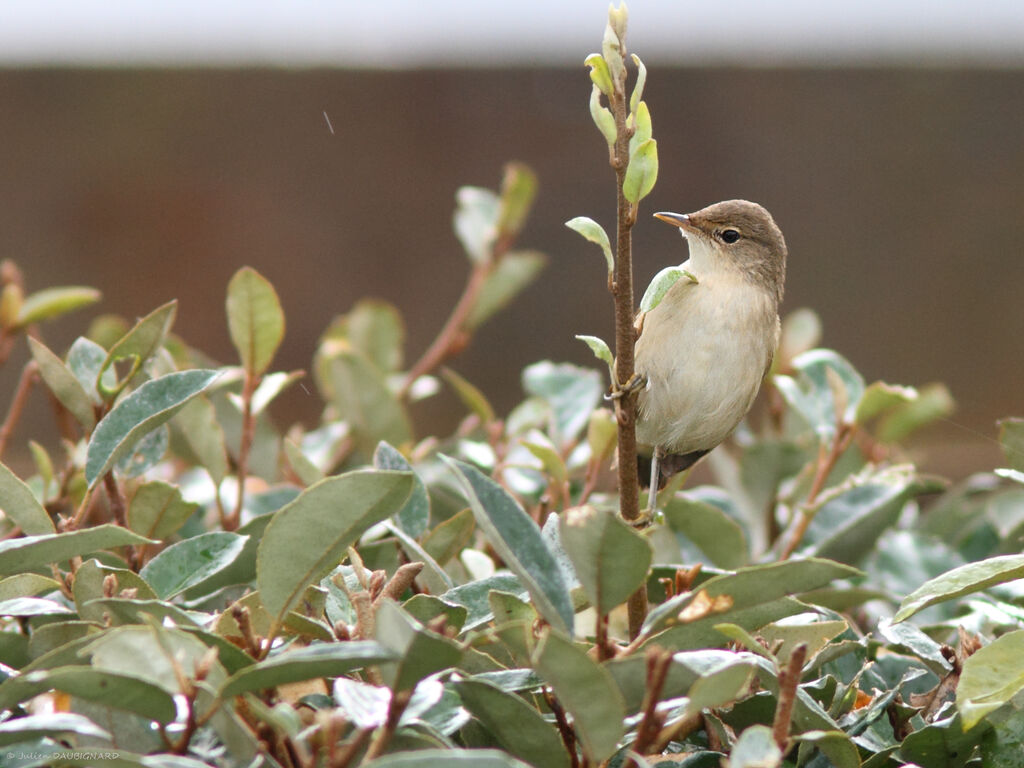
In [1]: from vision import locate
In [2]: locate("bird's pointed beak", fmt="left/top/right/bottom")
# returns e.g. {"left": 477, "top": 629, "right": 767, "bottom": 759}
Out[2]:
{"left": 653, "top": 211, "right": 692, "bottom": 231}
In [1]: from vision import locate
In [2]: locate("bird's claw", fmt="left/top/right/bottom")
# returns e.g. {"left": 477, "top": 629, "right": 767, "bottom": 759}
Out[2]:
{"left": 605, "top": 372, "right": 647, "bottom": 401}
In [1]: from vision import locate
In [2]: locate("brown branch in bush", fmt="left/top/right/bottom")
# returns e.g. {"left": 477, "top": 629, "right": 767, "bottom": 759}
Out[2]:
{"left": 622, "top": 646, "right": 673, "bottom": 766}
{"left": 544, "top": 687, "right": 579, "bottom": 768}
{"left": 0, "top": 360, "right": 38, "bottom": 461}
{"left": 363, "top": 689, "right": 412, "bottom": 762}
{"left": 226, "top": 371, "right": 258, "bottom": 531}
{"left": 373, "top": 562, "right": 424, "bottom": 606}
{"left": 772, "top": 642, "right": 807, "bottom": 752}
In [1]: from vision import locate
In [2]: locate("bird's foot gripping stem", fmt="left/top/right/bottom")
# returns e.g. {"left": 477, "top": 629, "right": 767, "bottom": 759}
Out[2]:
{"left": 605, "top": 371, "right": 647, "bottom": 401}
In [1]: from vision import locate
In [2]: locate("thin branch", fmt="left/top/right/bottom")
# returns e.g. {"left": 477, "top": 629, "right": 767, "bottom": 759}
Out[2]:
{"left": 544, "top": 687, "right": 579, "bottom": 768}
{"left": 227, "top": 371, "right": 258, "bottom": 531}
{"left": 621, "top": 647, "right": 673, "bottom": 767}
{"left": 363, "top": 689, "right": 412, "bottom": 761}
{"left": 772, "top": 643, "right": 808, "bottom": 752}
{"left": 0, "top": 360, "right": 38, "bottom": 461}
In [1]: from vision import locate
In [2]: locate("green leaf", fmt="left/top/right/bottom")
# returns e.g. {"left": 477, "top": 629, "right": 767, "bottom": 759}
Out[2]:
{"left": 899, "top": 712, "right": 988, "bottom": 767}
{"left": 443, "top": 457, "right": 574, "bottom": 635}
{"left": 496, "top": 162, "right": 538, "bottom": 238}
{"left": 876, "top": 381, "right": 954, "bottom": 443}
{"left": 0, "top": 712, "right": 109, "bottom": 747}
{"left": 589, "top": 85, "right": 617, "bottom": 148}
{"left": 532, "top": 629, "right": 625, "bottom": 761}
{"left": 793, "top": 731, "right": 860, "bottom": 768}
{"left": 139, "top": 531, "right": 247, "bottom": 599}
{"left": 321, "top": 347, "right": 413, "bottom": 455}
{"left": 684, "top": 656, "right": 758, "bottom": 717}
{"left": 639, "top": 265, "right": 696, "bottom": 313}
{"left": 854, "top": 380, "right": 918, "bottom": 424}
{"left": 98, "top": 299, "right": 177, "bottom": 398}
{"left": 454, "top": 186, "right": 500, "bottom": 264}
{"left": 27, "top": 337, "right": 96, "bottom": 430}
{"left": 0, "top": 597, "right": 72, "bottom": 616}
{"left": 895, "top": 553, "right": 1024, "bottom": 623}
{"left": 628, "top": 100, "right": 652, "bottom": 157}
{"left": 999, "top": 417, "right": 1024, "bottom": 473}
{"left": 362, "top": 750, "right": 533, "bottom": 768}
{"left": 0, "top": 460, "right": 55, "bottom": 535}
{"left": 958, "top": 629, "right": 1024, "bottom": 729}
{"left": 565, "top": 216, "right": 613, "bottom": 276}
{"left": 662, "top": 493, "right": 748, "bottom": 569}
{"left": 0, "top": 525, "right": 153, "bottom": 577}
{"left": 423, "top": 507, "right": 475, "bottom": 566}
{"left": 85, "top": 369, "right": 220, "bottom": 486}
{"left": 15, "top": 286, "right": 100, "bottom": 327}
{"left": 574, "top": 334, "right": 614, "bottom": 379}
{"left": 126, "top": 480, "right": 200, "bottom": 540}
{"left": 373, "top": 442, "right": 430, "bottom": 538}
{"left": 226, "top": 266, "right": 285, "bottom": 378}
{"left": 171, "top": 395, "right": 228, "bottom": 485}
{"left": 440, "top": 572, "right": 528, "bottom": 631}
{"left": 601, "top": 19, "right": 624, "bottom": 83}
{"left": 775, "top": 349, "right": 865, "bottom": 439}
{"left": 0, "top": 573, "right": 62, "bottom": 601}
{"left": 375, "top": 599, "right": 462, "bottom": 692}
{"left": 19, "top": 666, "right": 177, "bottom": 723}
{"left": 776, "top": 308, "right": 822, "bottom": 369}
{"left": 219, "top": 641, "right": 397, "bottom": 699}
{"left": 629, "top": 53, "right": 647, "bottom": 113}
{"left": 560, "top": 506, "right": 651, "bottom": 615}
{"left": 521, "top": 432, "right": 569, "bottom": 485}
{"left": 465, "top": 250, "right": 546, "bottom": 330}
{"left": 623, "top": 138, "right": 658, "bottom": 204}
{"left": 67, "top": 335, "right": 110, "bottom": 403}
{"left": 114, "top": 423, "right": 169, "bottom": 478}
{"left": 522, "top": 361, "right": 603, "bottom": 449}
{"left": 730, "top": 724, "right": 782, "bottom": 768}
{"left": 442, "top": 367, "right": 496, "bottom": 424}
{"left": 246, "top": 369, "right": 303, "bottom": 416}
{"left": 454, "top": 677, "right": 570, "bottom": 768}
{"left": 585, "top": 52, "right": 613, "bottom": 96}
{"left": 337, "top": 298, "right": 405, "bottom": 374}
{"left": 256, "top": 469, "right": 413, "bottom": 635}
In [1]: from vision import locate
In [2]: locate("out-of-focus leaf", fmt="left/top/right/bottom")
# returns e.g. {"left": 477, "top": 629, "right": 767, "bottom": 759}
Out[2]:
{"left": 375, "top": 599, "right": 462, "bottom": 692}
{"left": 374, "top": 442, "right": 430, "bottom": 538}
{"left": 256, "top": 470, "right": 413, "bottom": 634}
{"left": 586, "top": 407, "right": 617, "bottom": 465}
{"left": 284, "top": 438, "right": 324, "bottom": 486}
{"left": 895, "top": 554, "right": 1024, "bottom": 623}
{"left": 521, "top": 431, "right": 569, "bottom": 485}
{"left": 172, "top": 395, "right": 228, "bottom": 485}
{"left": 13, "top": 667, "right": 177, "bottom": 724}
{"left": 423, "top": 507, "right": 475, "bottom": 566}
{"left": 126, "top": 480, "right": 199, "bottom": 541}
{"left": 454, "top": 677, "right": 570, "bottom": 768}
{"left": 0, "top": 712, "right": 109, "bottom": 747}
{"left": 321, "top": 346, "right": 412, "bottom": 455}
{"left": 531, "top": 629, "right": 625, "bottom": 761}
{"left": 775, "top": 308, "right": 822, "bottom": 371}
{"left": 855, "top": 380, "right": 918, "bottom": 424}
{"left": 792, "top": 730, "right": 861, "bottom": 768}
{"left": 139, "top": 531, "right": 247, "bottom": 599}
{"left": 999, "top": 417, "right": 1024, "bottom": 473}
{"left": 85, "top": 369, "right": 220, "bottom": 486}
{"left": 0, "top": 460, "right": 54, "bottom": 535}
{"left": 454, "top": 186, "right": 499, "bottom": 264}
{"left": 362, "top": 749, "right": 532, "bottom": 768}
{"left": 226, "top": 266, "right": 285, "bottom": 378}
{"left": 243, "top": 369, "right": 303, "bottom": 416}
{"left": 27, "top": 337, "right": 95, "bottom": 430}
{"left": 565, "top": 216, "right": 613, "bottom": 275}
{"left": 97, "top": 299, "right": 177, "bottom": 398}
{"left": 730, "top": 725, "right": 782, "bottom": 768}
{"left": 337, "top": 298, "right": 405, "bottom": 374}
{"left": 585, "top": 52, "right": 613, "bottom": 96}
{"left": 623, "top": 137, "right": 658, "bottom": 204}
{"left": 876, "top": 382, "right": 954, "bottom": 443}
{"left": 0, "top": 573, "right": 61, "bottom": 601}
{"left": 561, "top": 505, "right": 651, "bottom": 615}
{"left": 958, "top": 629, "right": 1024, "bottom": 729}
{"left": 663, "top": 494, "right": 747, "bottom": 569}
{"left": 759, "top": 618, "right": 848, "bottom": 665}
{"left": 522, "top": 361, "right": 603, "bottom": 449}
{"left": 774, "top": 349, "right": 865, "bottom": 439}
{"left": 496, "top": 162, "right": 537, "bottom": 238}
{"left": 442, "top": 367, "right": 495, "bottom": 424}
{"left": 219, "top": 641, "right": 396, "bottom": 699}
{"left": 15, "top": 286, "right": 100, "bottom": 327}
{"left": 443, "top": 457, "right": 574, "bottom": 635}
{"left": 0, "top": 525, "right": 152, "bottom": 577}
{"left": 465, "top": 250, "right": 546, "bottom": 330}
{"left": 0, "top": 597, "right": 72, "bottom": 616}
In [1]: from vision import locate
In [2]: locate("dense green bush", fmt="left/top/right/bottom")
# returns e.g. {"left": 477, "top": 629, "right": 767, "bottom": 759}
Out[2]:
{"left": 4, "top": 6, "right": 1024, "bottom": 768}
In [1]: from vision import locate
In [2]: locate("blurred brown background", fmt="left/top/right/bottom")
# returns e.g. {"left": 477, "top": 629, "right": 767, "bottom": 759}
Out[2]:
{"left": 1, "top": 65, "right": 1022, "bottom": 477}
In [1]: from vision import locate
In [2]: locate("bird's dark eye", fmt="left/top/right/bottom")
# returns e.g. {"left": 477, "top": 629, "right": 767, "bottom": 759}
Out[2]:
{"left": 720, "top": 229, "right": 740, "bottom": 244}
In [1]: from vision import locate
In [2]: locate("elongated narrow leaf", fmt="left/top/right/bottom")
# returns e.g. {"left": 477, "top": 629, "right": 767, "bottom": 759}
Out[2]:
{"left": 363, "top": 750, "right": 532, "bottom": 768}
{"left": 465, "top": 250, "right": 546, "bottom": 330}
{"left": 27, "top": 337, "right": 95, "bottom": 430}
{"left": 454, "top": 678, "right": 570, "bottom": 768}
{"left": 639, "top": 265, "right": 696, "bottom": 313}
{"left": 375, "top": 599, "right": 463, "bottom": 692}
{"left": 17, "top": 666, "right": 177, "bottom": 723}
{"left": 623, "top": 138, "right": 658, "bottom": 204}
{"left": 0, "top": 525, "right": 153, "bottom": 577}
{"left": 220, "top": 641, "right": 397, "bottom": 699}
{"left": 532, "top": 629, "right": 625, "bottom": 761}
{"left": 374, "top": 441, "right": 430, "bottom": 538}
{"left": 454, "top": 186, "right": 500, "bottom": 264}
{"left": 561, "top": 506, "right": 651, "bottom": 615}
{"left": 589, "top": 85, "right": 617, "bottom": 147}
{"left": 0, "top": 712, "right": 109, "bottom": 747}
{"left": 565, "top": 216, "right": 613, "bottom": 275}
{"left": 496, "top": 162, "right": 538, "bottom": 239}
{"left": 895, "top": 554, "right": 1024, "bottom": 622}
{"left": 443, "top": 457, "right": 573, "bottom": 635}
{"left": 85, "top": 368, "right": 220, "bottom": 486}
{"left": 98, "top": 299, "right": 177, "bottom": 397}
{"left": 226, "top": 266, "right": 285, "bottom": 378}
{"left": 173, "top": 395, "right": 229, "bottom": 485}
{"left": 442, "top": 367, "right": 496, "bottom": 424}
{"left": 140, "top": 532, "right": 247, "bottom": 599}
{"left": 256, "top": 469, "right": 413, "bottom": 633}
{"left": 16, "top": 286, "right": 100, "bottom": 327}
{"left": 0, "top": 460, "right": 54, "bottom": 535}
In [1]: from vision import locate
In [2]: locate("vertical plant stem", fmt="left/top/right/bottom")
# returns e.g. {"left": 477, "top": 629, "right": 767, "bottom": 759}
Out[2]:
{"left": 772, "top": 643, "right": 808, "bottom": 752}
{"left": 608, "top": 67, "right": 647, "bottom": 640}
{"left": 228, "top": 371, "right": 257, "bottom": 531}
{"left": 0, "top": 361, "right": 38, "bottom": 461}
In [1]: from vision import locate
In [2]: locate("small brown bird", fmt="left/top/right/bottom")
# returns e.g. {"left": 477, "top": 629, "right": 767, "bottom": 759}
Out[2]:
{"left": 634, "top": 199, "right": 787, "bottom": 496}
